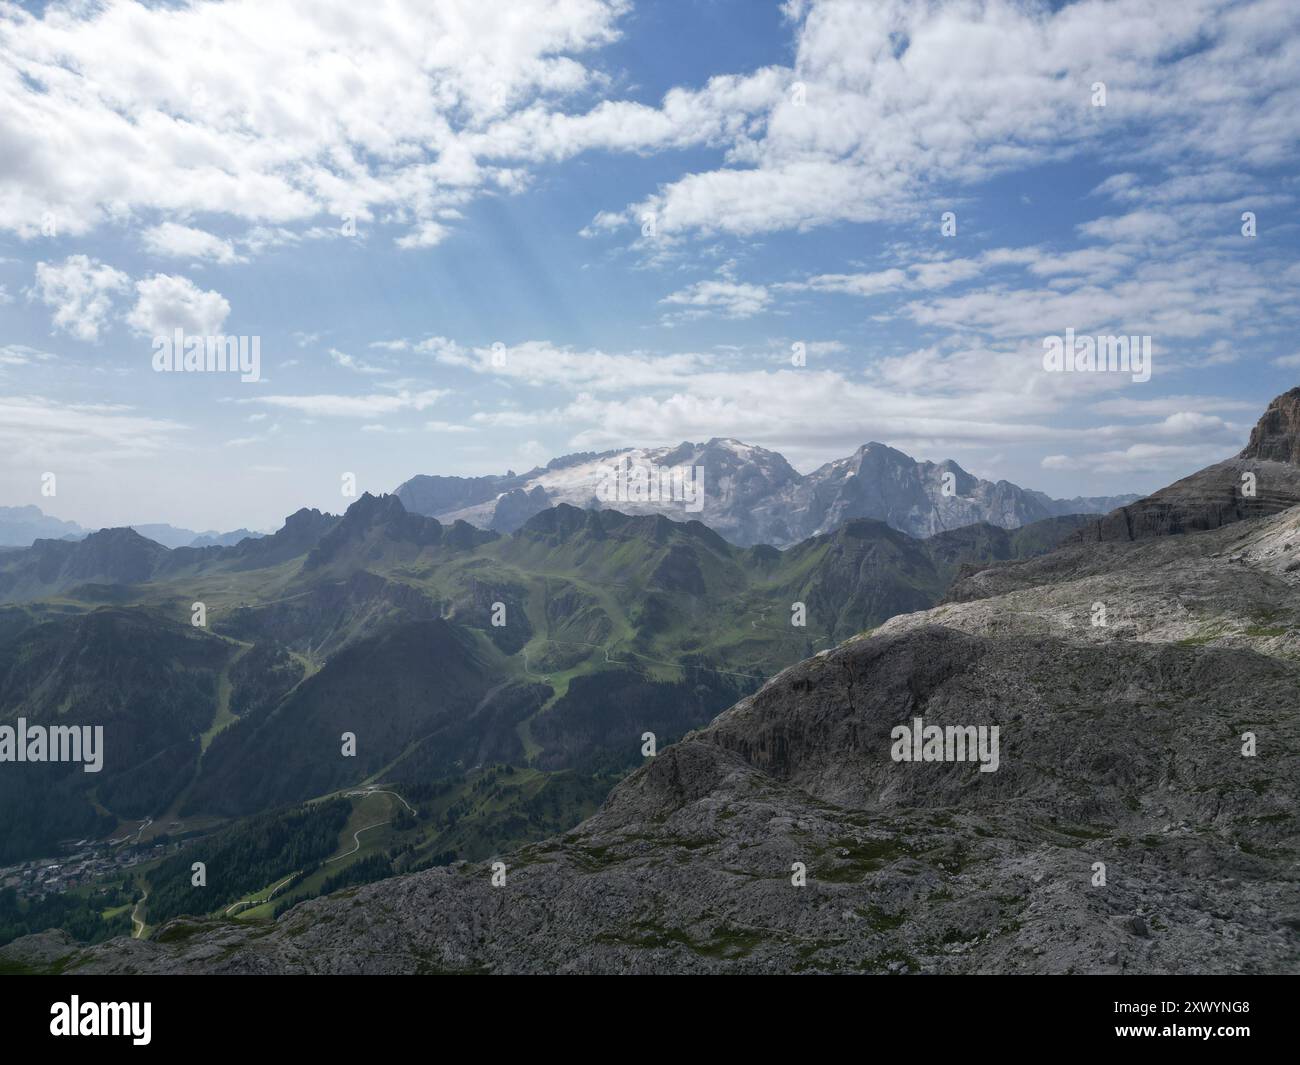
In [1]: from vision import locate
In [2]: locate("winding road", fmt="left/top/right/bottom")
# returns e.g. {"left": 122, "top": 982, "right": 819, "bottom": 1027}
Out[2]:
{"left": 344, "top": 786, "right": 414, "bottom": 814}
{"left": 223, "top": 871, "right": 300, "bottom": 916}
{"left": 130, "top": 889, "right": 148, "bottom": 938}
{"left": 325, "top": 820, "right": 390, "bottom": 863}
{"left": 110, "top": 816, "right": 153, "bottom": 846}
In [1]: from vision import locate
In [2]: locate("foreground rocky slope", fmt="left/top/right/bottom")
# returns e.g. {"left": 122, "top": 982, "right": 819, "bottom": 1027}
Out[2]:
{"left": 881, "top": 503, "right": 1300, "bottom": 654}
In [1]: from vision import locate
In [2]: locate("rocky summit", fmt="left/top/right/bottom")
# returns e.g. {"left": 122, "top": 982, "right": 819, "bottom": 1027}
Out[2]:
{"left": 1243, "top": 388, "right": 1300, "bottom": 466}
{"left": 1074, "top": 390, "right": 1300, "bottom": 543}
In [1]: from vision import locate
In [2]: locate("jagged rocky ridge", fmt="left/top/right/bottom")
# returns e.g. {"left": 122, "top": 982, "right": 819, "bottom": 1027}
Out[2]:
{"left": 397, "top": 438, "right": 1137, "bottom": 546}
{"left": 1074, "top": 388, "right": 1300, "bottom": 542}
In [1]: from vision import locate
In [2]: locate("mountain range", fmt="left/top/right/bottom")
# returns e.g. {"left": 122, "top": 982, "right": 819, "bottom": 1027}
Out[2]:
{"left": 396, "top": 439, "right": 1139, "bottom": 546}
{"left": 2, "top": 437, "right": 1136, "bottom": 554}
{"left": 0, "top": 391, "right": 1296, "bottom": 974}
{"left": 0, "top": 489, "right": 1091, "bottom": 868}
{"left": 0, "top": 506, "right": 263, "bottom": 550}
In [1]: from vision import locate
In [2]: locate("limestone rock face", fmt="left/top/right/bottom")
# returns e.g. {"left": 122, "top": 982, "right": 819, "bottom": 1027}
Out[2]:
{"left": 1075, "top": 388, "right": 1300, "bottom": 543}
{"left": 1242, "top": 387, "right": 1300, "bottom": 465}
{"left": 1074, "top": 458, "right": 1300, "bottom": 542}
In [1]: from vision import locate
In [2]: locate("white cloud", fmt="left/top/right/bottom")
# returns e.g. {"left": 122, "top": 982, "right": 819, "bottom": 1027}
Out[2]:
{"left": 0, "top": 0, "right": 629, "bottom": 248}
{"left": 225, "top": 422, "right": 282, "bottom": 448}
{"left": 1090, "top": 394, "right": 1259, "bottom": 417}
{"left": 783, "top": 268, "right": 909, "bottom": 298}
{"left": 240, "top": 388, "right": 448, "bottom": 418}
{"left": 590, "top": 0, "right": 1300, "bottom": 240}
{"left": 429, "top": 325, "right": 1249, "bottom": 477}
{"left": 329, "top": 348, "right": 388, "bottom": 375}
{"left": 783, "top": 248, "right": 1041, "bottom": 300}
{"left": 142, "top": 223, "right": 244, "bottom": 264}
{"left": 126, "top": 275, "right": 231, "bottom": 337}
{"left": 1037, "top": 442, "right": 1233, "bottom": 475}
{"left": 660, "top": 279, "right": 771, "bottom": 320}
{"left": 470, "top": 67, "right": 788, "bottom": 163}
{"left": 1076, "top": 211, "right": 1177, "bottom": 243}
{"left": 30, "top": 255, "right": 129, "bottom": 341}
{"left": 426, "top": 337, "right": 711, "bottom": 390}
{"left": 1092, "top": 169, "right": 1263, "bottom": 207}
{"left": 0, "top": 394, "right": 185, "bottom": 464}
{"left": 394, "top": 222, "right": 452, "bottom": 250}
{"left": 0, "top": 343, "right": 54, "bottom": 368}
{"left": 904, "top": 252, "right": 1289, "bottom": 344}
{"left": 1148, "top": 411, "right": 1236, "bottom": 437}
{"left": 3, "top": 0, "right": 1294, "bottom": 263}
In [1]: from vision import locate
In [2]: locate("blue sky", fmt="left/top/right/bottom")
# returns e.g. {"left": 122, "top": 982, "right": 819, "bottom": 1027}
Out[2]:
{"left": 1, "top": 0, "right": 1298, "bottom": 531}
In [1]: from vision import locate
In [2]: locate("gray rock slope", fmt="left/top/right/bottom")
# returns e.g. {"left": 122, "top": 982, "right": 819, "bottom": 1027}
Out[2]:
{"left": 885, "top": 498, "right": 1300, "bottom": 653}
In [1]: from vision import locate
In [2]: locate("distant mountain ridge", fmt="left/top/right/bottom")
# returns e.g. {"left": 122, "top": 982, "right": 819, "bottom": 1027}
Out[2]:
{"left": 395, "top": 439, "right": 1139, "bottom": 546}
{"left": 0, "top": 505, "right": 264, "bottom": 549}
{"left": 0, "top": 505, "right": 85, "bottom": 546}
{"left": 133, "top": 524, "right": 264, "bottom": 550}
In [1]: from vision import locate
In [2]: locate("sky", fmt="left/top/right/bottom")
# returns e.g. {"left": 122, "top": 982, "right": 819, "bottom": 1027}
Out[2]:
{"left": 1, "top": 0, "right": 1298, "bottom": 533}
